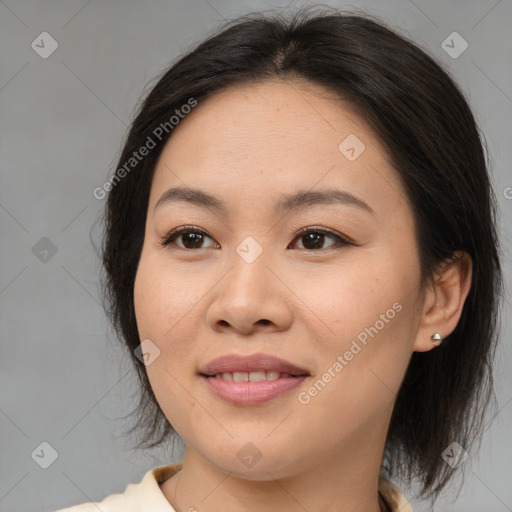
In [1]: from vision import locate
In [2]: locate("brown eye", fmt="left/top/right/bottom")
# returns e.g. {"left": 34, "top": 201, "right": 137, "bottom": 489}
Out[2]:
{"left": 290, "top": 227, "right": 351, "bottom": 251}
{"left": 160, "top": 226, "right": 351, "bottom": 251}
{"left": 160, "top": 227, "right": 218, "bottom": 249}
{"left": 177, "top": 232, "right": 207, "bottom": 249}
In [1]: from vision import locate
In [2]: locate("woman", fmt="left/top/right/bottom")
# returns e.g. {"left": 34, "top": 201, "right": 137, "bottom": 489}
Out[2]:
{"left": 57, "top": 6, "right": 502, "bottom": 512}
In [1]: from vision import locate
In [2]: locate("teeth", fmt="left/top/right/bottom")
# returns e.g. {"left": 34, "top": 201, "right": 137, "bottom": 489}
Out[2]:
{"left": 248, "top": 371, "right": 266, "bottom": 382}
{"left": 233, "top": 372, "right": 249, "bottom": 382}
{"left": 215, "top": 371, "right": 292, "bottom": 382}
{"left": 216, "top": 372, "right": 233, "bottom": 381}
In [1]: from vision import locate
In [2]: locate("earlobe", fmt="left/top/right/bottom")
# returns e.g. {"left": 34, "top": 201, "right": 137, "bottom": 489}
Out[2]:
{"left": 413, "top": 251, "right": 473, "bottom": 353}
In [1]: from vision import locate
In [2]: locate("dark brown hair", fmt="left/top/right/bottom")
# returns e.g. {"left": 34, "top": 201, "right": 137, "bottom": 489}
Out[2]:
{"left": 99, "top": 6, "right": 503, "bottom": 505}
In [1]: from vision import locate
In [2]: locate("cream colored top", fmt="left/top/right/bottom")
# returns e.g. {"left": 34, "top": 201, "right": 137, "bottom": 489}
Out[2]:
{"left": 55, "top": 462, "right": 414, "bottom": 511}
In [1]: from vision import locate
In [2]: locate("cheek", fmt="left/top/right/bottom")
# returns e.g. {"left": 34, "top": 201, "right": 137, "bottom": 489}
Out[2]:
{"left": 300, "top": 257, "right": 419, "bottom": 396}
{"left": 133, "top": 251, "right": 207, "bottom": 379}
{"left": 133, "top": 253, "right": 155, "bottom": 336}
{"left": 134, "top": 252, "right": 196, "bottom": 340}
{"left": 133, "top": 254, "right": 204, "bottom": 436}
{"left": 301, "top": 260, "right": 406, "bottom": 343}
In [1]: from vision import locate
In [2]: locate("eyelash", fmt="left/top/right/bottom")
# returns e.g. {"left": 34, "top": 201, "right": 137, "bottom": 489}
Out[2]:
{"left": 158, "top": 225, "right": 353, "bottom": 251}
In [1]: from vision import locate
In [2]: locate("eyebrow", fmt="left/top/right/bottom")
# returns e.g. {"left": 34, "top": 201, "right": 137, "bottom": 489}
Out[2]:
{"left": 154, "top": 186, "right": 375, "bottom": 216}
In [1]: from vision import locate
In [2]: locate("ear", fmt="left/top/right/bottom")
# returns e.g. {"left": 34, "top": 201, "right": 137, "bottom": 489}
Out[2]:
{"left": 414, "top": 251, "right": 473, "bottom": 352}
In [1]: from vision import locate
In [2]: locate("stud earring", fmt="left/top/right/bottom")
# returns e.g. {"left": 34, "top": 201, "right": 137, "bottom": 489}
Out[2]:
{"left": 431, "top": 333, "right": 442, "bottom": 347}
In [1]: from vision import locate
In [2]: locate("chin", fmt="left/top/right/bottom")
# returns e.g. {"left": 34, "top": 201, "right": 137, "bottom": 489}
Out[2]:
{"left": 198, "top": 442, "right": 306, "bottom": 482}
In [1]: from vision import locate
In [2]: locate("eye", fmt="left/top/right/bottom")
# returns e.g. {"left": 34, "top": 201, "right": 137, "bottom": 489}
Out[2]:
{"left": 159, "top": 225, "right": 353, "bottom": 251}
{"left": 288, "top": 226, "right": 352, "bottom": 251}
{"left": 159, "top": 226, "right": 219, "bottom": 250}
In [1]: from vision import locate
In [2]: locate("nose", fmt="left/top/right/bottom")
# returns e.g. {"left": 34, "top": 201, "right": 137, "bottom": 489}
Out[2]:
{"left": 205, "top": 248, "right": 293, "bottom": 336}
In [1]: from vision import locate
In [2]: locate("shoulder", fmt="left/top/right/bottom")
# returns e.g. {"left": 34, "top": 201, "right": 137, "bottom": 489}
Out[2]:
{"left": 54, "top": 463, "right": 183, "bottom": 512}
{"left": 378, "top": 476, "right": 414, "bottom": 512}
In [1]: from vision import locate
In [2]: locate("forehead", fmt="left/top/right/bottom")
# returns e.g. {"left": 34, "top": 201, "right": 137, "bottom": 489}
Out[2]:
{"left": 149, "top": 79, "right": 406, "bottom": 217}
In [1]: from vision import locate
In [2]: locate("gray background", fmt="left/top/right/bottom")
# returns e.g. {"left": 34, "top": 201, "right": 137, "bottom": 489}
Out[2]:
{"left": 1, "top": 1, "right": 511, "bottom": 511}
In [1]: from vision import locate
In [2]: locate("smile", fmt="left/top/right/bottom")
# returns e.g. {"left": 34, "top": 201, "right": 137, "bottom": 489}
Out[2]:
{"left": 211, "top": 371, "right": 298, "bottom": 381}
{"left": 201, "top": 373, "right": 308, "bottom": 405}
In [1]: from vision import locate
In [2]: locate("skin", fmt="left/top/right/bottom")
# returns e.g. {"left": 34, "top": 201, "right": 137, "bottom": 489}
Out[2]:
{"left": 133, "top": 79, "right": 472, "bottom": 512}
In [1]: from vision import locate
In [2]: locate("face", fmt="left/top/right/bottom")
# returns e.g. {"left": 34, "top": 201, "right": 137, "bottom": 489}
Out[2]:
{"left": 133, "top": 79, "right": 425, "bottom": 480}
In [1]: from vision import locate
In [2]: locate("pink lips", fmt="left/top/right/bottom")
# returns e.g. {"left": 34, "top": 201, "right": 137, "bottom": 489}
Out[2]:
{"left": 200, "top": 353, "right": 309, "bottom": 376}
{"left": 199, "top": 353, "right": 309, "bottom": 406}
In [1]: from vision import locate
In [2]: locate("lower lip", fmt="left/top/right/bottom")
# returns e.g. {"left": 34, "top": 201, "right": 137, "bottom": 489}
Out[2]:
{"left": 201, "top": 375, "right": 308, "bottom": 405}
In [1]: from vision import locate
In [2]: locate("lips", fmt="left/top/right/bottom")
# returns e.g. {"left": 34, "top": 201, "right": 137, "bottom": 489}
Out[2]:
{"left": 199, "top": 353, "right": 310, "bottom": 377}
{"left": 199, "top": 353, "right": 310, "bottom": 405}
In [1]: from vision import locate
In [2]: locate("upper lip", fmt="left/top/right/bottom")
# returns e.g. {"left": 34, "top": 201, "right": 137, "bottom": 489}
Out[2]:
{"left": 200, "top": 353, "right": 310, "bottom": 376}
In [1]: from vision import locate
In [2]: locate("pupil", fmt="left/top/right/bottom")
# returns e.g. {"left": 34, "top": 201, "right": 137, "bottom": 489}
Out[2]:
{"left": 184, "top": 233, "right": 203, "bottom": 248}
{"left": 305, "top": 233, "right": 323, "bottom": 249}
